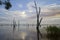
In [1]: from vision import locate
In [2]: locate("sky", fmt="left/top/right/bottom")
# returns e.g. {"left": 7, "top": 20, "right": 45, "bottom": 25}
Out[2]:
{"left": 0, "top": 0, "right": 60, "bottom": 24}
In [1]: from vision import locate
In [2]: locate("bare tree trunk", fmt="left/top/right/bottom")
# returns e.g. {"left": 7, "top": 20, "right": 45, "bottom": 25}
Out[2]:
{"left": 34, "top": 1, "right": 43, "bottom": 40}
{"left": 37, "top": 11, "right": 40, "bottom": 40}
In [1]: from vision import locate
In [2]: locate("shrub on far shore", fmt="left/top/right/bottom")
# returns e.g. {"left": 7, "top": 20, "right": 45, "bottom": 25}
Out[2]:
{"left": 46, "top": 25, "right": 60, "bottom": 40}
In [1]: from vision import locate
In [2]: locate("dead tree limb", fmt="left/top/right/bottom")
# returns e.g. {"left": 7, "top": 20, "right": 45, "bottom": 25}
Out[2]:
{"left": 34, "top": 1, "right": 43, "bottom": 40}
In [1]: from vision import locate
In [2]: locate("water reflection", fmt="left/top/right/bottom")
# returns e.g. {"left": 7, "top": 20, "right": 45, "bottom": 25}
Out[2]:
{"left": 0, "top": 25, "right": 38, "bottom": 40}
{"left": 0, "top": 24, "right": 54, "bottom": 40}
{"left": 20, "top": 32, "right": 27, "bottom": 40}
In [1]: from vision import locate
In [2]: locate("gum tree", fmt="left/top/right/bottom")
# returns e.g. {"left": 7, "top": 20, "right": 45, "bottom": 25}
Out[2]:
{"left": 0, "top": 0, "right": 12, "bottom": 10}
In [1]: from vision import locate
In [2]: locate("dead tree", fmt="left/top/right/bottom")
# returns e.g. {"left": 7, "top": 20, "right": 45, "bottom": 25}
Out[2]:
{"left": 34, "top": 1, "right": 43, "bottom": 40}
{"left": 13, "top": 18, "right": 16, "bottom": 32}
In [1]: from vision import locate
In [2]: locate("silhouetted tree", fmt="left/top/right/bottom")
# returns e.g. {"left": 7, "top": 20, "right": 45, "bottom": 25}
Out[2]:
{"left": 0, "top": 0, "right": 2, "bottom": 5}
{"left": 13, "top": 18, "right": 16, "bottom": 32}
{"left": 33, "top": 1, "right": 43, "bottom": 40}
{"left": 0, "top": 0, "right": 12, "bottom": 10}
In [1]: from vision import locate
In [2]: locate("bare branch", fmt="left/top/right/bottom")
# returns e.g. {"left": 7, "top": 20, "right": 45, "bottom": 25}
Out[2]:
{"left": 40, "top": 17, "right": 43, "bottom": 24}
{"left": 34, "top": 0, "right": 38, "bottom": 14}
{"left": 39, "top": 7, "right": 41, "bottom": 15}
{"left": 39, "top": 17, "right": 43, "bottom": 27}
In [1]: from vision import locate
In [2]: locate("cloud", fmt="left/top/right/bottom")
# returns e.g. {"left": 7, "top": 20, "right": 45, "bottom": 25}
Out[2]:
{"left": 0, "top": 2, "right": 60, "bottom": 24}
{"left": 26, "top": 2, "right": 60, "bottom": 24}
{"left": 0, "top": 9, "right": 28, "bottom": 23}
{"left": 41, "top": 3, "right": 60, "bottom": 17}
{"left": 26, "top": 3, "right": 60, "bottom": 18}
{"left": 26, "top": 1, "right": 46, "bottom": 13}
{"left": 27, "top": 1, "right": 35, "bottom": 13}
{"left": 41, "top": 3, "right": 60, "bottom": 12}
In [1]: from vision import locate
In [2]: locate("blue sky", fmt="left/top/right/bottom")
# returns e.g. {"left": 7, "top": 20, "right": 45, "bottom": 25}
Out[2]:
{"left": 8, "top": 0, "right": 60, "bottom": 11}
{"left": 9, "top": 0, "right": 60, "bottom": 10}
{"left": 0, "top": 0, "right": 60, "bottom": 24}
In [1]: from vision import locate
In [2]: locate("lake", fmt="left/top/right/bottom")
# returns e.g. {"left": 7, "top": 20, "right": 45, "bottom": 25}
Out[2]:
{"left": 0, "top": 24, "right": 60, "bottom": 40}
{"left": 0, "top": 24, "right": 38, "bottom": 40}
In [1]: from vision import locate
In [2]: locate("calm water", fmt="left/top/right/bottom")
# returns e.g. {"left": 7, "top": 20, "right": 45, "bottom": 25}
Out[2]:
{"left": 0, "top": 25, "right": 37, "bottom": 40}
{"left": 0, "top": 24, "right": 60, "bottom": 40}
